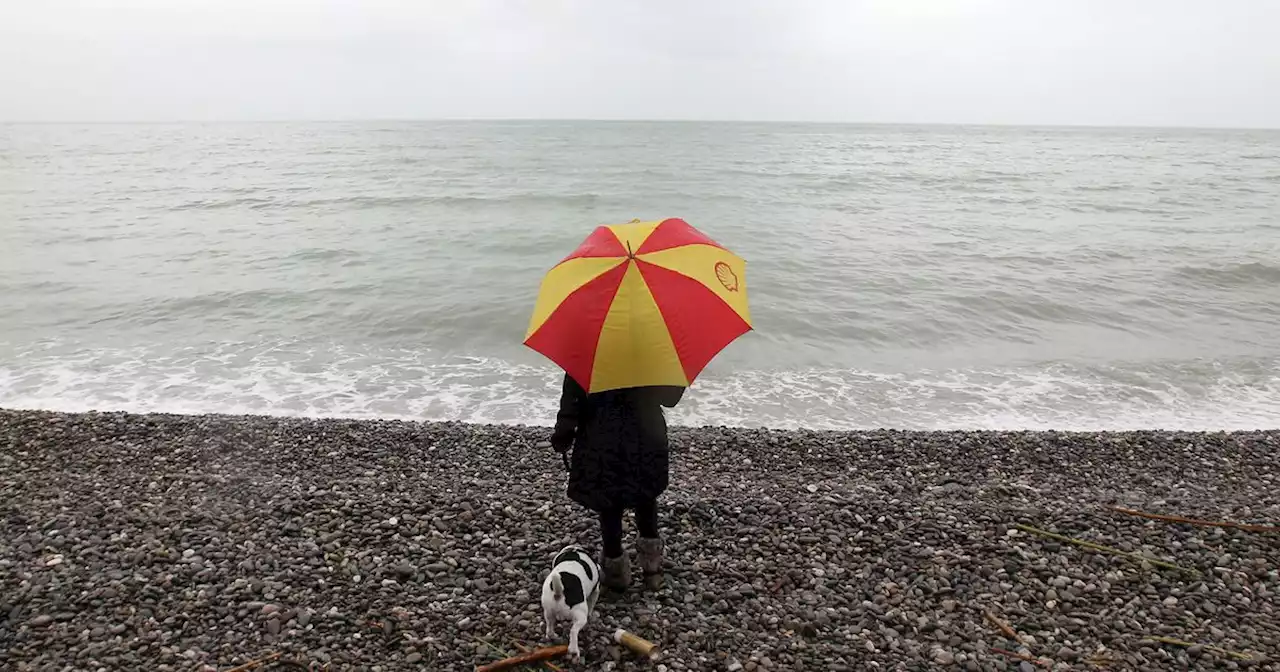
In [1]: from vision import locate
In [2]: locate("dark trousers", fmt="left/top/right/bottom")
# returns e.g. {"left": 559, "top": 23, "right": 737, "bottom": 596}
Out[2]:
{"left": 599, "top": 498, "right": 659, "bottom": 559}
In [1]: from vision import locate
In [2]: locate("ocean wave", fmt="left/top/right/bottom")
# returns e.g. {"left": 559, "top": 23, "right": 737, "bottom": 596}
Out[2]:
{"left": 968, "top": 173, "right": 1033, "bottom": 185}
{"left": 1, "top": 344, "right": 1276, "bottom": 431}
{"left": 168, "top": 196, "right": 277, "bottom": 211}
{"left": 1172, "top": 262, "right": 1280, "bottom": 289}
{"left": 1068, "top": 202, "right": 1167, "bottom": 215}
{"left": 277, "top": 247, "right": 364, "bottom": 264}
{"left": 82, "top": 286, "right": 381, "bottom": 327}
{"left": 164, "top": 193, "right": 605, "bottom": 212}
{"left": 956, "top": 253, "right": 1061, "bottom": 266}
{"left": 945, "top": 290, "right": 1142, "bottom": 331}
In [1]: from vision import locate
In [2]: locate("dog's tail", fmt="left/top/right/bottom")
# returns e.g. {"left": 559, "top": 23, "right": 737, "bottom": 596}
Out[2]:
{"left": 550, "top": 572, "right": 564, "bottom": 601}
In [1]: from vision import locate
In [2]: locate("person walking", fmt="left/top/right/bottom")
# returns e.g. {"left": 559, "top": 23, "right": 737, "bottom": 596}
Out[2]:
{"left": 549, "top": 372, "right": 683, "bottom": 591}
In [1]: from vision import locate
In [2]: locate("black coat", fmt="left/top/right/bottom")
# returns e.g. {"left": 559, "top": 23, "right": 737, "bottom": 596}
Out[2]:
{"left": 550, "top": 374, "right": 684, "bottom": 512}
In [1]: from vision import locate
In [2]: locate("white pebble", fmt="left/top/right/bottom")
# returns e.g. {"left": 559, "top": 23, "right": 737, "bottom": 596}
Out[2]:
{"left": 805, "top": 484, "right": 819, "bottom": 493}
{"left": 387, "top": 517, "right": 399, "bottom": 526}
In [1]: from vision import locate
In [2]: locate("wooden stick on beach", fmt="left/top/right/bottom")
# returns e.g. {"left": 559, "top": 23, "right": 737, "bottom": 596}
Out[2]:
{"left": 983, "top": 610, "right": 1028, "bottom": 646}
{"left": 515, "top": 641, "right": 565, "bottom": 672}
{"left": 476, "top": 645, "right": 570, "bottom": 672}
{"left": 1012, "top": 524, "right": 1198, "bottom": 575}
{"left": 223, "top": 652, "right": 282, "bottom": 672}
{"left": 1109, "top": 506, "right": 1279, "bottom": 533}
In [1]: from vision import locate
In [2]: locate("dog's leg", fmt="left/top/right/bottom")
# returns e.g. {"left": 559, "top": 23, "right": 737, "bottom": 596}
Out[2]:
{"left": 543, "top": 605, "right": 557, "bottom": 641}
{"left": 587, "top": 584, "right": 600, "bottom": 618}
{"left": 567, "top": 611, "right": 587, "bottom": 660}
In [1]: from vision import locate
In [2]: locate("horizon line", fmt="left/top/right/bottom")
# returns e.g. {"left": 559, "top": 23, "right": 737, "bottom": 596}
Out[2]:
{"left": 2, "top": 117, "right": 1278, "bottom": 132}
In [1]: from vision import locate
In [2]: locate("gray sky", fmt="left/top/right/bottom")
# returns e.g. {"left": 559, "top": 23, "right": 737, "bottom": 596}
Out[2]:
{"left": 2, "top": 0, "right": 1277, "bottom": 126}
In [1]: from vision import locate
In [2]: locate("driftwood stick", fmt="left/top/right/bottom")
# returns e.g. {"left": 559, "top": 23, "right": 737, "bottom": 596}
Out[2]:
{"left": 1144, "top": 636, "right": 1255, "bottom": 661}
{"left": 990, "top": 648, "right": 1051, "bottom": 667}
{"left": 983, "top": 610, "right": 1027, "bottom": 645}
{"left": 1109, "top": 506, "right": 1279, "bottom": 533}
{"left": 223, "top": 652, "right": 282, "bottom": 672}
{"left": 476, "top": 645, "right": 570, "bottom": 672}
{"left": 515, "top": 641, "right": 565, "bottom": 672}
{"left": 1013, "top": 524, "right": 1198, "bottom": 574}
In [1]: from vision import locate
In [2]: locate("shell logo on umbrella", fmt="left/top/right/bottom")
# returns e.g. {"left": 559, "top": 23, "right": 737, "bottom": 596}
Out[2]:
{"left": 714, "top": 262, "right": 740, "bottom": 292}
{"left": 525, "top": 218, "right": 752, "bottom": 394}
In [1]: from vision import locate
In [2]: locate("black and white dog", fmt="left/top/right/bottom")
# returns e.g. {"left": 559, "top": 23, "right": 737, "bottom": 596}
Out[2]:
{"left": 541, "top": 544, "right": 601, "bottom": 659}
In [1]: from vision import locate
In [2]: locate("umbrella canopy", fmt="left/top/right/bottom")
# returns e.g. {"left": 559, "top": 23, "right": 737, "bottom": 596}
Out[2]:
{"left": 525, "top": 218, "right": 752, "bottom": 393}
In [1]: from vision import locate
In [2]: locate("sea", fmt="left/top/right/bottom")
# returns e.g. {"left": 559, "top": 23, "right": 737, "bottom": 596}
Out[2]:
{"left": 2, "top": 121, "right": 1278, "bottom": 430}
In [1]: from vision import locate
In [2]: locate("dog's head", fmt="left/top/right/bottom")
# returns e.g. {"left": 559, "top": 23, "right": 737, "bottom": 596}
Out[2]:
{"left": 553, "top": 544, "right": 589, "bottom": 567}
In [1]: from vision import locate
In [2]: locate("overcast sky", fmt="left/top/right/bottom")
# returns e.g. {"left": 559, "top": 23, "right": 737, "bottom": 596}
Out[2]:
{"left": 2, "top": 0, "right": 1277, "bottom": 126}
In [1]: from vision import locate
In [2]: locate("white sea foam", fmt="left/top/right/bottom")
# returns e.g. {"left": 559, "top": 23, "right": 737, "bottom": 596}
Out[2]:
{"left": 3, "top": 343, "right": 1277, "bottom": 431}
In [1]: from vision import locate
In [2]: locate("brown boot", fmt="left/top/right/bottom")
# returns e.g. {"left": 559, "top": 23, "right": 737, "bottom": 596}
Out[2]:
{"left": 601, "top": 553, "right": 631, "bottom": 592}
{"left": 636, "top": 537, "right": 664, "bottom": 589}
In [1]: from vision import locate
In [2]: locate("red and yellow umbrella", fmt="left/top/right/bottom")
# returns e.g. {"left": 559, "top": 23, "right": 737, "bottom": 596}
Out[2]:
{"left": 525, "top": 218, "right": 752, "bottom": 393}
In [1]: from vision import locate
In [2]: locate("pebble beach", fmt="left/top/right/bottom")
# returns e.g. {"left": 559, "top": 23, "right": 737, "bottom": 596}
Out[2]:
{"left": 1, "top": 409, "right": 1277, "bottom": 671}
